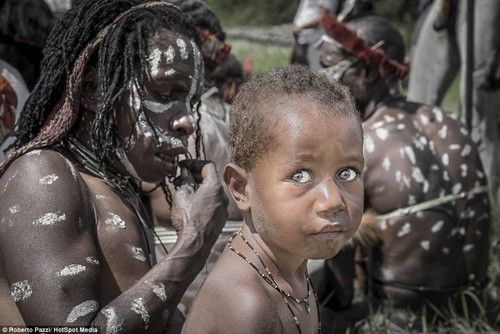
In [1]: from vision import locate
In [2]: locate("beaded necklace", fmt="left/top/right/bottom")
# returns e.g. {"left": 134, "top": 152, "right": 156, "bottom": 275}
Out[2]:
{"left": 227, "top": 228, "right": 321, "bottom": 333}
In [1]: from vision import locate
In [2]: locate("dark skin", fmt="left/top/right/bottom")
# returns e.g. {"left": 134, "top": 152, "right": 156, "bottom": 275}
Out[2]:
{"left": 320, "top": 29, "right": 491, "bottom": 315}
{"left": 0, "top": 28, "right": 228, "bottom": 332}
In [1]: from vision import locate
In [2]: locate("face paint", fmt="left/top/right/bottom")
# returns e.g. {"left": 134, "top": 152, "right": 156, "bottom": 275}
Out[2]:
{"left": 431, "top": 220, "right": 444, "bottom": 233}
{"left": 375, "top": 128, "right": 389, "bottom": 140}
{"left": 56, "top": 264, "right": 87, "bottom": 277}
{"left": 432, "top": 107, "right": 444, "bottom": 122}
{"left": 364, "top": 136, "right": 375, "bottom": 153}
{"left": 10, "top": 280, "right": 33, "bottom": 302}
{"left": 86, "top": 256, "right": 100, "bottom": 266}
{"left": 66, "top": 300, "right": 99, "bottom": 323}
{"left": 33, "top": 212, "right": 66, "bottom": 226}
{"left": 101, "top": 307, "right": 124, "bottom": 334}
{"left": 438, "top": 125, "right": 448, "bottom": 139}
{"left": 177, "top": 38, "right": 188, "bottom": 60}
{"left": 131, "top": 298, "right": 150, "bottom": 329}
{"left": 39, "top": 174, "right": 59, "bottom": 185}
{"left": 420, "top": 240, "right": 430, "bottom": 250}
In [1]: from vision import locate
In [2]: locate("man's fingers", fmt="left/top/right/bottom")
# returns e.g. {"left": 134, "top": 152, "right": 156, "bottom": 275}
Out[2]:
{"left": 178, "top": 159, "right": 216, "bottom": 184}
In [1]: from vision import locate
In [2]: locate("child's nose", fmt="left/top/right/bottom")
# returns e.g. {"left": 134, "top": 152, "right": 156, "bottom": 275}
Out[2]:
{"left": 315, "top": 179, "right": 346, "bottom": 215}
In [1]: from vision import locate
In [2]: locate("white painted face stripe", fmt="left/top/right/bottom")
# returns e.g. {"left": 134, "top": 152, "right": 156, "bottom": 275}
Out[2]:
{"left": 56, "top": 264, "right": 87, "bottom": 277}
{"left": 186, "top": 40, "right": 202, "bottom": 116}
{"left": 148, "top": 48, "right": 163, "bottom": 76}
{"left": 143, "top": 100, "right": 175, "bottom": 114}
{"left": 166, "top": 45, "right": 175, "bottom": 64}
{"left": 26, "top": 150, "right": 41, "bottom": 156}
{"left": 131, "top": 298, "right": 150, "bottom": 329}
{"left": 177, "top": 38, "right": 188, "bottom": 60}
{"left": 33, "top": 212, "right": 66, "bottom": 226}
{"left": 10, "top": 280, "right": 33, "bottom": 302}
{"left": 165, "top": 68, "right": 176, "bottom": 76}
{"left": 66, "top": 300, "right": 99, "bottom": 323}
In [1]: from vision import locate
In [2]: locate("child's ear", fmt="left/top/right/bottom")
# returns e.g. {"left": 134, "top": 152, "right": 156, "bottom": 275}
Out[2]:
{"left": 223, "top": 163, "right": 251, "bottom": 212}
{"left": 80, "top": 65, "right": 98, "bottom": 112}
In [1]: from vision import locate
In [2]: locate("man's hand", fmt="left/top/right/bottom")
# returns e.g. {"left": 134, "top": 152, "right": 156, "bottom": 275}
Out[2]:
{"left": 170, "top": 159, "right": 229, "bottom": 255}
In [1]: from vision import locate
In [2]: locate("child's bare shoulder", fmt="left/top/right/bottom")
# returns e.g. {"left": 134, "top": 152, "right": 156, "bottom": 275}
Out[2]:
{"left": 184, "top": 249, "right": 281, "bottom": 333}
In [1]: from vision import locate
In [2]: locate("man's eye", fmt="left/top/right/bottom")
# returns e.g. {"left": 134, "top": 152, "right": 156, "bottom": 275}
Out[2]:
{"left": 338, "top": 168, "right": 358, "bottom": 181}
{"left": 291, "top": 170, "right": 312, "bottom": 183}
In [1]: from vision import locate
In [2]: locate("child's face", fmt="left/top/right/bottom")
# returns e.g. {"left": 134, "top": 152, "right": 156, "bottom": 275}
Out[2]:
{"left": 113, "top": 28, "right": 204, "bottom": 183}
{"left": 247, "top": 99, "right": 364, "bottom": 260}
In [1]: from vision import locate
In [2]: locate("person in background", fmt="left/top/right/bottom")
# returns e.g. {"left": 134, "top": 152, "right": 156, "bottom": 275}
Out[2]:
{"left": 318, "top": 13, "right": 492, "bottom": 332}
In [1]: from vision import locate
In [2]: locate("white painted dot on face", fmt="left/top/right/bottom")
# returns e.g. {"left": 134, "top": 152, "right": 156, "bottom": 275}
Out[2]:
{"left": 460, "top": 127, "right": 469, "bottom": 136}
{"left": 102, "top": 307, "right": 124, "bottom": 334}
{"left": 56, "top": 264, "right": 87, "bottom": 277}
{"left": 131, "top": 298, "right": 150, "bottom": 329}
{"left": 131, "top": 246, "right": 147, "bottom": 262}
{"left": 431, "top": 220, "right": 444, "bottom": 233}
{"left": 384, "top": 115, "right": 396, "bottom": 123}
{"left": 10, "top": 280, "right": 33, "bottom": 302}
{"left": 450, "top": 144, "right": 461, "bottom": 150}
{"left": 397, "top": 222, "right": 411, "bottom": 237}
{"left": 420, "top": 240, "right": 430, "bottom": 250}
{"left": 66, "top": 300, "right": 99, "bottom": 323}
{"left": 370, "top": 120, "right": 385, "bottom": 129}
{"left": 452, "top": 183, "right": 463, "bottom": 194}
{"left": 33, "top": 212, "right": 66, "bottom": 226}
{"left": 460, "top": 164, "right": 468, "bottom": 178}
{"left": 105, "top": 213, "right": 126, "bottom": 229}
{"left": 419, "top": 113, "right": 430, "bottom": 125}
{"left": 397, "top": 123, "right": 406, "bottom": 130}
{"left": 39, "top": 174, "right": 59, "bottom": 185}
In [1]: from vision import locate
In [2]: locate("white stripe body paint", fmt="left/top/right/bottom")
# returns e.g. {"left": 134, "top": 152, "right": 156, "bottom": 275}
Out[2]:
{"left": 102, "top": 307, "right": 124, "bottom": 334}
{"left": 66, "top": 300, "right": 99, "bottom": 323}
{"left": 147, "top": 282, "right": 167, "bottom": 302}
{"left": 56, "top": 264, "right": 87, "bottom": 277}
{"left": 105, "top": 213, "right": 126, "bottom": 229}
{"left": 131, "top": 298, "right": 150, "bottom": 329}
{"left": 39, "top": 174, "right": 59, "bottom": 185}
{"left": 131, "top": 246, "right": 147, "bottom": 262}
{"left": 33, "top": 212, "right": 66, "bottom": 226}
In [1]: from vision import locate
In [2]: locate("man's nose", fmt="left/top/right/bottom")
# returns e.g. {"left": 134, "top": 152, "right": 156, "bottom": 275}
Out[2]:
{"left": 171, "top": 113, "right": 195, "bottom": 138}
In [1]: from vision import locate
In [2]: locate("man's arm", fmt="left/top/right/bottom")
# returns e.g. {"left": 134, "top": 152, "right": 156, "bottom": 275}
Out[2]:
{"left": 0, "top": 151, "right": 228, "bottom": 332}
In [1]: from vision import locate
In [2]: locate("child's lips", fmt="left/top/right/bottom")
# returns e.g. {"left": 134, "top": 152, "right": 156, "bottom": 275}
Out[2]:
{"left": 312, "top": 223, "right": 345, "bottom": 236}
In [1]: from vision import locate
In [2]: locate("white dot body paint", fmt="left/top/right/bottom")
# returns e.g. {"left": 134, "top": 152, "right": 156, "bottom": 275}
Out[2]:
{"left": 375, "top": 128, "right": 389, "bottom": 140}
{"left": 66, "top": 300, "right": 99, "bottom": 323}
{"left": 56, "top": 264, "right": 87, "bottom": 277}
{"left": 39, "top": 174, "right": 59, "bottom": 185}
{"left": 10, "top": 280, "right": 33, "bottom": 302}
{"left": 382, "top": 157, "right": 391, "bottom": 171}
{"left": 131, "top": 298, "right": 150, "bottom": 329}
{"left": 438, "top": 125, "right": 448, "bottom": 139}
{"left": 397, "top": 223, "right": 411, "bottom": 237}
{"left": 442, "top": 153, "right": 449, "bottom": 166}
{"left": 102, "top": 307, "right": 124, "bottom": 334}
{"left": 420, "top": 240, "right": 430, "bottom": 251}
{"left": 382, "top": 268, "right": 395, "bottom": 281}
{"left": 33, "top": 212, "right": 66, "bottom": 226}
{"left": 463, "top": 244, "right": 474, "bottom": 252}
{"left": 461, "top": 144, "right": 471, "bottom": 157}
{"left": 147, "top": 282, "right": 167, "bottom": 302}
{"left": 364, "top": 136, "right": 375, "bottom": 153}
{"left": 131, "top": 246, "right": 147, "bottom": 262}
{"left": 432, "top": 107, "right": 444, "bottom": 122}
{"left": 86, "top": 256, "right": 100, "bottom": 266}
{"left": 404, "top": 146, "right": 416, "bottom": 165}
{"left": 431, "top": 220, "right": 444, "bottom": 233}
{"left": 443, "top": 247, "right": 450, "bottom": 254}
{"left": 105, "top": 213, "right": 126, "bottom": 229}
{"left": 9, "top": 204, "right": 20, "bottom": 214}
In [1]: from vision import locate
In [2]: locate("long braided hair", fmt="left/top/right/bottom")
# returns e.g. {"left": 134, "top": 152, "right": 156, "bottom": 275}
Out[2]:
{"left": 2, "top": 0, "right": 204, "bottom": 181}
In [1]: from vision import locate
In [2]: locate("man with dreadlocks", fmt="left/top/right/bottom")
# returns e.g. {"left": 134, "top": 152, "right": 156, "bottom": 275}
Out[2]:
{"left": 317, "top": 14, "right": 492, "bottom": 331}
{"left": 0, "top": 0, "right": 228, "bottom": 331}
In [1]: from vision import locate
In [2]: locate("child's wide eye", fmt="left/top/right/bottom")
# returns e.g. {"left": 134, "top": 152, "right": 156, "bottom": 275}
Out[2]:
{"left": 291, "top": 170, "right": 312, "bottom": 183}
{"left": 338, "top": 168, "right": 358, "bottom": 181}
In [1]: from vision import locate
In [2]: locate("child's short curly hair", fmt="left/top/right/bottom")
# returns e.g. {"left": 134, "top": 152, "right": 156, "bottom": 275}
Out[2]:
{"left": 229, "top": 64, "right": 361, "bottom": 171}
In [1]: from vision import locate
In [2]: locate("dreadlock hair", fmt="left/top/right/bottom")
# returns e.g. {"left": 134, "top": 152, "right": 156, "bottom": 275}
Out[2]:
{"left": 7, "top": 0, "right": 202, "bottom": 177}
{"left": 230, "top": 64, "right": 361, "bottom": 172}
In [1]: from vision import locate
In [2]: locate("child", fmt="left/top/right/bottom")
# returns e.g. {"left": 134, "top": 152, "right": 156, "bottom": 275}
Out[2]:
{"left": 183, "top": 64, "right": 364, "bottom": 333}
